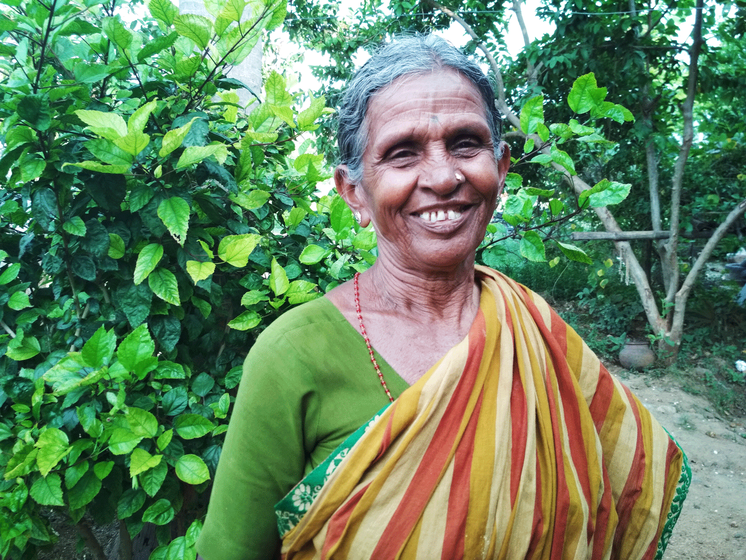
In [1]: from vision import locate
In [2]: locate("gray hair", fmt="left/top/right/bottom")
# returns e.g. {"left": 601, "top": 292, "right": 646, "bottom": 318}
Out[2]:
{"left": 337, "top": 34, "right": 503, "bottom": 184}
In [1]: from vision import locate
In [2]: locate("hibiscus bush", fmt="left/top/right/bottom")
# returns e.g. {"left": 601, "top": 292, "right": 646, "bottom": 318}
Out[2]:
{"left": 0, "top": 0, "right": 375, "bottom": 558}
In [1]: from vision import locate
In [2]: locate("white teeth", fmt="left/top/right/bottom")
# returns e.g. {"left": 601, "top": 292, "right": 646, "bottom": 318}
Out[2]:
{"left": 419, "top": 209, "right": 463, "bottom": 222}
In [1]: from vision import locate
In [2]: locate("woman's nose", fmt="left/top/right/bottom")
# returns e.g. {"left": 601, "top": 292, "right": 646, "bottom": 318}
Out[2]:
{"left": 419, "top": 156, "right": 460, "bottom": 195}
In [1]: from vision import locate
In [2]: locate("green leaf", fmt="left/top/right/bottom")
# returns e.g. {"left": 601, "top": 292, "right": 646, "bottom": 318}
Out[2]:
{"left": 117, "top": 324, "right": 157, "bottom": 379}
{"left": 186, "top": 261, "right": 215, "bottom": 284}
{"left": 94, "top": 461, "right": 114, "bottom": 479}
{"left": 568, "top": 119, "right": 596, "bottom": 136}
{"left": 159, "top": 117, "right": 197, "bottom": 157}
{"left": 20, "top": 153, "right": 46, "bottom": 182}
{"left": 174, "top": 414, "right": 214, "bottom": 440}
{"left": 118, "top": 488, "right": 147, "bottom": 519}
{"left": 191, "top": 372, "right": 215, "bottom": 397}
{"left": 114, "top": 131, "right": 151, "bottom": 157}
{"left": 63, "top": 216, "right": 87, "bottom": 236}
{"left": 102, "top": 17, "right": 133, "bottom": 51}
{"left": 176, "top": 144, "right": 228, "bottom": 168}
{"left": 265, "top": 0, "right": 288, "bottom": 30}
{"left": 158, "top": 197, "right": 190, "bottom": 245}
{"left": 524, "top": 137, "right": 534, "bottom": 154}
{"left": 17, "top": 94, "right": 52, "bottom": 131}
{"left": 6, "top": 334, "right": 40, "bottom": 360}
{"left": 330, "top": 196, "right": 354, "bottom": 233}
{"left": 0, "top": 262, "right": 21, "bottom": 285}
{"left": 149, "top": 0, "right": 179, "bottom": 25}
{"left": 298, "top": 244, "right": 327, "bottom": 265}
{"left": 550, "top": 144, "right": 576, "bottom": 175}
{"left": 519, "top": 231, "right": 546, "bottom": 262}
{"left": 35, "top": 428, "right": 71, "bottom": 477}
{"left": 0, "top": 423, "right": 13, "bottom": 443}
{"left": 141, "top": 460, "right": 168, "bottom": 497}
{"left": 108, "top": 427, "right": 143, "bottom": 455}
{"left": 128, "top": 100, "right": 158, "bottom": 135}
{"left": 5, "top": 126, "right": 37, "bottom": 151}
{"left": 76, "top": 110, "right": 127, "bottom": 140}
{"left": 353, "top": 229, "right": 377, "bottom": 251}
{"left": 143, "top": 498, "right": 175, "bottom": 525}
{"left": 519, "top": 95, "right": 544, "bottom": 135}
{"left": 218, "top": 234, "right": 261, "bottom": 267}
{"left": 109, "top": 233, "right": 126, "bottom": 259}
{"left": 240, "top": 290, "right": 268, "bottom": 306}
{"left": 587, "top": 180, "right": 631, "bottom": 207}
{"left": 138, "top": 31, "right": 179, "bottom": 62}
{"left": 81, "top": 326, "right": 116, "bottom": 368}
{"left": 68, "top": 471, "right": 102, "bottom": 510}
{"left": 127, "top": 408, "right": 158, "bottom": 438}
{"left": 568, "top": 73, "right": 606, "bottom": 114}
{"left": 173, "top": 13, "right": 212, "bottom": 49}
{"left": 550, "top": 123, "right": 574, "bottom": 140}
{"left": 134, "top": 243, "right": 164, "bottom": 285}
{"left": 227, "top": 310, "right": 261, "bottom": 331}
{"left": 555, "top": 240, "right": 593, "bottom": 264}
{"left": 71, "top": 255, "right": 96, "bottom": 281}
{"left": 537, "top": 123, "right": 550, "bottom": 143}
{"left": 230, "top": 190, "right": 270, "bottom": 210}
{"left": 65, "top": 461, "right": 89, "bottom": 489}
{"left": 74, "top": 63, "right": 118, "bottom": 84}
{"left": 298, "top": 95, "right": 326, "bottom": 130}
{"left": 157, "top": 430, "right": 173, "bottom": 452}
{"left": 130, "top": 448, "right": 163, "bottom": 477}
{"left": 530, "top": 154, "right": 552, "bottom": 166}
{"left": 30, "top": 473, "right": 65, "bottom": 506}
{"left": 153, "top": 361, "right": 186, "bottom": 380}
{"left": 269, "top": 258, "right": 289, "bottom": 296}
{"left": 175, "top": 454, "right": 210, "bottom": 485}
{"left": 66, "top": 161, "right": 131, "bottom": 174}
{"left": 148, "top": 268, "right": 181, "bottom": 306}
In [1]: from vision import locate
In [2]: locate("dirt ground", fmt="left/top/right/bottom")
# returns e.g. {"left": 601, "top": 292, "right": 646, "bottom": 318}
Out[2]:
{"left": 617, "top": 365, "right": 746, "bottom": 560}
{"left": 36, "top": 366, "right": 746, "bottom": 560}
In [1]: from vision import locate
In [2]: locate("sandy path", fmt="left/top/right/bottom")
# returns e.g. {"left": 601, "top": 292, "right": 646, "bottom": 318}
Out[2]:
{"left": 618, "top": 366, "right": 746, "bottom": 560}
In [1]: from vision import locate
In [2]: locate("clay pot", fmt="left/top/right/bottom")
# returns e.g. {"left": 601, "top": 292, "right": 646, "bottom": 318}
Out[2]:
{"left": 619, "top": 340, "right": 656, "bottom": 369}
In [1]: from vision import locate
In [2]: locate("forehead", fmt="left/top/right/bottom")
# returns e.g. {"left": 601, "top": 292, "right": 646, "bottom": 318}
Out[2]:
{"left": 367, "top": 69, "right": 488, "bottom": 125}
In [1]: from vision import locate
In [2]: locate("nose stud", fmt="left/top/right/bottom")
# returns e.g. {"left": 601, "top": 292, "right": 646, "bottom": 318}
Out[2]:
{"left": 455, "top": 171, "right": 465, "bottom": 183}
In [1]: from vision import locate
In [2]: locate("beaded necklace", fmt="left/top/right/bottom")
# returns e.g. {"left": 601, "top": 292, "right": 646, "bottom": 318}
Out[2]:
{"left": 353, "top": 272, "right": 395, "bottom": 403}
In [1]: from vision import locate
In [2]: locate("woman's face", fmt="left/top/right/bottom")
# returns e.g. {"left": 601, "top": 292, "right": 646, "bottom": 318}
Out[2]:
{"left": 339, "top": 69, "right": 510, "bottom": 275}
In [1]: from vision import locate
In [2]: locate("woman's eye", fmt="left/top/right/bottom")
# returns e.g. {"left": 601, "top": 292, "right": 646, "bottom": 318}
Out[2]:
{"left": 453, "top": 137, "right": 481, "bottom": 151}
{"left": 388, "top": 148, "right": 416, "bottom": 161}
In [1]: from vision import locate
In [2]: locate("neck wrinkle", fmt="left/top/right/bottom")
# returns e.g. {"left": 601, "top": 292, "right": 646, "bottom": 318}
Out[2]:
{"left": 363, "top": 257, "right": 480, "bottom": 324}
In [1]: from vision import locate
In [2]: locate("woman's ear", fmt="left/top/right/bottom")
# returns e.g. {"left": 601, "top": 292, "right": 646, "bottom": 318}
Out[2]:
{"left": 334, "top": 165, "right": 370, "bottom": 227}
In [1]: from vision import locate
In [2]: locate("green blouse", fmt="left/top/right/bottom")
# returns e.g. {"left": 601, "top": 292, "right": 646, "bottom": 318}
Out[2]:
{"left": 196, "top": 296, "right": 409, "bottom": 560}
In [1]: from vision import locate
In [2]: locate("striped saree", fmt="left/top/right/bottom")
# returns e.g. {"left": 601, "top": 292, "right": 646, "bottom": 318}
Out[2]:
{"left": 276, "top": 267, "right": 689, "bottom": 559}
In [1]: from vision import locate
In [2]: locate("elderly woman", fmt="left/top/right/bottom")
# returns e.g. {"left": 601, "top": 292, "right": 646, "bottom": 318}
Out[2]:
{"left": 196, "top": 35, "right": 688, "bottom": 560}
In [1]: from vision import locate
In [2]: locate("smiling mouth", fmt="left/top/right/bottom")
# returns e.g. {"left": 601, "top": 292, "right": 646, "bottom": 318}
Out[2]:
{"left": 417, "top": 209, "right": 465, "bottom": 223}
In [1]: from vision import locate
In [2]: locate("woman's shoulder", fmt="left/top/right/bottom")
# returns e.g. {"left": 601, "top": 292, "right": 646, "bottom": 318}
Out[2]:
{"left": 259, "top": 295, "right": 349, "bottom": 339}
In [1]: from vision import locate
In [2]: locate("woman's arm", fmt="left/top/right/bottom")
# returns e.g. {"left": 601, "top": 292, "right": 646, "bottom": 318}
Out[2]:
{"left": 195, "top": 331, "right": 314, "bottom": 560}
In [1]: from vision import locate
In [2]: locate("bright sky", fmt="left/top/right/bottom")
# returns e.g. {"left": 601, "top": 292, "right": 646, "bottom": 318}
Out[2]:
{"left": 280, "top": 0, "right": 553, "bottom": 90}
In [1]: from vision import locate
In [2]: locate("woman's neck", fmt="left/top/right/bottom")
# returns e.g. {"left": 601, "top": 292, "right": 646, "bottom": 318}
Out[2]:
{"left": 362, "top": 257, "right": 480, "bottom": 324}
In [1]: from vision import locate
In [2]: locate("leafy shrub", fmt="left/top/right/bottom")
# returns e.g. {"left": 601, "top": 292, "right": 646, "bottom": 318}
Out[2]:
{"left": 0, "top": 0, "right": 378, "bottom": 558}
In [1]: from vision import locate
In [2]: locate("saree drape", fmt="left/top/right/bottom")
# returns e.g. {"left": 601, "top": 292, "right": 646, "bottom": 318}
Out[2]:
{"left": 276, "top": 267, "right": 689, "bottom": 560}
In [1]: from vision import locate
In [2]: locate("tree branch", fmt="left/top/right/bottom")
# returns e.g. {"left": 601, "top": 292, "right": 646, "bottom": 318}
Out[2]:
{"left": 511, "top": 0, "right": 538, "bottom": 86}
{"left": 663, "top": 0, "right": 704, "bottom": 304}
{"left": 670, "top": 197, "right": 746, "bottom": 342}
